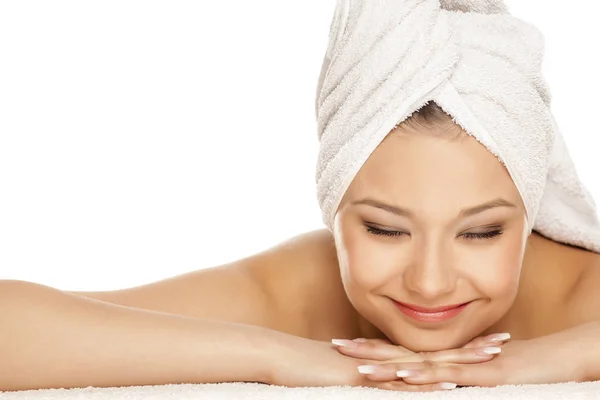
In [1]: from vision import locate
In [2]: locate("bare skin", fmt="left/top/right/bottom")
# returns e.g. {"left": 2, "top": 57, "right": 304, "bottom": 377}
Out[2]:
{"left": 71, "top": 227, "right": 600, "bottom": 343}
{"left": 5, "top": 119, "right": 593, "bottom": 391}
{"left": 69, "top": 123, "right": 600, "bottom": 347}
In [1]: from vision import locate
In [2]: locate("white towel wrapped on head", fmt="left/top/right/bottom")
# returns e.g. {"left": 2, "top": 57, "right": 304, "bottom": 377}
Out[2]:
{"left": 315, "top": 0, "right": 600, "bottom": 253}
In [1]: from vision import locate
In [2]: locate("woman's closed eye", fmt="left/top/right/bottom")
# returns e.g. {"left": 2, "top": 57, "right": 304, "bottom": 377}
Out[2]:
{"left": 365, "top": 225, "right": 408, "bottom": 237}
{"left": 364, "top": 224, "right": 504, "bottom": 240}
{"left": 462, "top": 229, "right": 503, "bottom": 240}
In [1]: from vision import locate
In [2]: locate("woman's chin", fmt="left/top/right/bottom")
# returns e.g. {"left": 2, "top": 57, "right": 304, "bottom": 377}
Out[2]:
{"left": 388, "top": 328, "right": 474, "bottom": 352}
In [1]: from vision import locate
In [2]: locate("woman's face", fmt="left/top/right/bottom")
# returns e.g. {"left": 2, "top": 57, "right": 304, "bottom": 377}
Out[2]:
{"left": 333, "top": 123, "right": 529, "bottom": 352}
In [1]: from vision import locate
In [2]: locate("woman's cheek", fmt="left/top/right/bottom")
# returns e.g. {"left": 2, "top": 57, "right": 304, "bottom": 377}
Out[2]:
{"left": 345, "top": 247, "right": 390, "bottom": 285}
{"left": 342, "top": 237, "right": 406, "bottom": 293}
{"left": 462, "top": 242, "right": 524, "bottom": 298}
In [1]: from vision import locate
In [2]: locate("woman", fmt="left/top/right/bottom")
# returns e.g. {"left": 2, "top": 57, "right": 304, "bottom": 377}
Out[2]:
{"left": 2, "top": 0, "right": 600, "bottom": 393}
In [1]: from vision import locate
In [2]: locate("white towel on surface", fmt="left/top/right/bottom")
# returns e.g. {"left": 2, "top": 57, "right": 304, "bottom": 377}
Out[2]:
{"left": 315, "top": 0, "right": 600, "bottom": 253}
{"left": 3, "top": 382, "right": 600, "bottom": 400}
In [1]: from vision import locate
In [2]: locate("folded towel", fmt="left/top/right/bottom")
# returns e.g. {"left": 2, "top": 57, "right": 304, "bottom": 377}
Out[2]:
{"left": 315, "top": 0, "right": 600, "bottom": 253}
{"left": 4, "top": 382, "right": 600, "bottom": 399}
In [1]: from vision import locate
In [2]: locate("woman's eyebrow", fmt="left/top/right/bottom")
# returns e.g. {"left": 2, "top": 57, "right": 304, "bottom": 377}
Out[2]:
{"left": 351, "top": 198, "right": 516, "bottom": 218}
{"left": 458, "top": 198, "right": 517, "bottom": 217}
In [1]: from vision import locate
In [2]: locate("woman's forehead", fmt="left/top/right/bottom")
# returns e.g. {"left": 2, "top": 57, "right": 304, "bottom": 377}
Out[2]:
{"left": 348, "top": 128, "right": 522, "bottom": 205}
{"left": 365, "top": 127, "right": 507, "bottom": 177}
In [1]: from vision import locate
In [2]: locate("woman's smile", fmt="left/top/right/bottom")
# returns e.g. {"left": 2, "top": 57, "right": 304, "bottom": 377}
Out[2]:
{"left": 391, "top": 298, "right": 473, "bottom": 323}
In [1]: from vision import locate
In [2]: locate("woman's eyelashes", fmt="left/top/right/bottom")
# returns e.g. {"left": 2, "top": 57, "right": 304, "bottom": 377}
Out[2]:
{"left": 364, "top": 224, "right": 504, "bottom": 240}
{"left": 365, "top": 225, "right": 408, "bottom": 237}
{"left": 462, "top": 229, "right": 503, "bottom": 240}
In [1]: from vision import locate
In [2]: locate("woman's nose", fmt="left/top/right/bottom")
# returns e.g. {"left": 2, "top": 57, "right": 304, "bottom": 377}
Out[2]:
{"left": 402, "top": 242, "right": 457, "bottom": 300}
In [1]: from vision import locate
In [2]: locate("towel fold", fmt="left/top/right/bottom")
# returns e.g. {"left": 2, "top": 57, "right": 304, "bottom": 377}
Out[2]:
{"left": 4, "top": 381, "right": 600, "bottom": 399}
{"left": 315, "top": 0, "right": 600, "bottom": 253}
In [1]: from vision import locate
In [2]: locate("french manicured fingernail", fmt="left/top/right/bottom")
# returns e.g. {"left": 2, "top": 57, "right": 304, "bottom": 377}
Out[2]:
{"left": 477, "top": 346, "right": 502, "bottom": 355}
{"left": 396, "top": 369, "right": 419, "bottom": 378}
{"left": 357, "top": 365, "right": 376, "bottom": 374}
{"left": 353, "top": 338, "right": 367, "bottom": 342}
{"left": 440, "top": 382, "right": 457, "bottom": 390}
{"left": 488, "top": 332, "right": 511, "bottom": 342}
{"left": 331, "top": 339, "right": 357, "bottom": 348}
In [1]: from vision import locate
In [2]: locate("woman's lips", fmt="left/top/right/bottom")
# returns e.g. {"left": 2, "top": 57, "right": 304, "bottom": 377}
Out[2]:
{"left": 392, "top": 300, "right": 471, "bottom": 323}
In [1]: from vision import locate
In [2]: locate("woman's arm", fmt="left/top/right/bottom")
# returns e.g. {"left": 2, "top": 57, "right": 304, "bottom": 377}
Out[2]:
{"left": 0, "top": 279, "right": 283, "bottom": 391}
{"left": 66, "top": 230, "right": 330, "bottom": 328}
{"left": 67, "top": 253, "right": 276, "bottom": 324}
{"left": 568, "top": 265, "right": 600, "bottom": 381}
{"left": 572, "top": 321, "right": 600, "bottom": 381}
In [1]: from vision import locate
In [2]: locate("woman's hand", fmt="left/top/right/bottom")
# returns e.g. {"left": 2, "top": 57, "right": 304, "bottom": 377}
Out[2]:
{"left": 338, "top": 330, "right": 587, "bottom": 388}
{"left": 330, "top": 333, "right": 509, "bottom": 386}
{"left": 332, "top": 332, "right": 509, "bottom": 363}
{"left": 268, "top": 337, "right": 465, "bottom": 391}
{"left": 265, "top": 331, "right": 510, "bottom": 392}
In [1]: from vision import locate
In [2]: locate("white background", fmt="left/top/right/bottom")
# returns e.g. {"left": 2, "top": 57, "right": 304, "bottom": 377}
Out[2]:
{"left": 1, "top": 1, "right": 598, "bottom": 291}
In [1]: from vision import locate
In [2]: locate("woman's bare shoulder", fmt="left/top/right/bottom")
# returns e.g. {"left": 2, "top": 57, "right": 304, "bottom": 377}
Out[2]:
{"left": 69, "top": 228, "right": 340, "bottom": 332}
{"left": 253, "top": 228, "right": 355, "bottom": 338}
{"left": 255, "top": 228, "right": 339, "bottom": 289}
{"left": 567, "top": 254, "right": 600, "bottom": 324}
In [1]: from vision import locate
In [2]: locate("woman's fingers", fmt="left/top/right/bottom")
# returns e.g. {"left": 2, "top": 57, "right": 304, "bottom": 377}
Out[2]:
{"left": 357, "top": 361, "right": 460, "bottom": 390}
{"left": 417, "top": 345, "right": 502, "bottom": 364}
{"left": 331, "top": 338, "right": 411, "bottom": 360}
{"left": 353, "top": 338, "right": 393, "bottom": 345}
{"left": 357, "top": 363, "right": 408, "bottom": 381}
{"left": 334, "top": 337, "right": 502, "bottom": 365}
{"left": 357, "top": 344, "right": 501, "bottom": 382}
{"left": 373, "top": 379, "right": 458, "bottom": 392}
{"left": 399, "top": 362, "right": 495, "bottom": 387}
{"left": 463, "top": 332, "right": 511, "bottom": 348}
{"left": 359, "top": 360, "right": 495, "bottom": 387}
{"left": 356, "top": 360, "right": 442, "bottom": 382}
